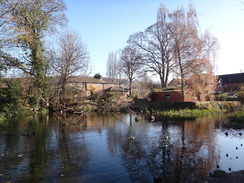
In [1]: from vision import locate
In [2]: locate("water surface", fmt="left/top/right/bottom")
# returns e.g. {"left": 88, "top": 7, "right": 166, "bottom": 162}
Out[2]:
{"left": 0, "top": 113, "right": 243, "bottom": 182}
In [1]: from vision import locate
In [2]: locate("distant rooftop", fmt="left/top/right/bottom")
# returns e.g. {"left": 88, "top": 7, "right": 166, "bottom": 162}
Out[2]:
{"left": 68, "top": 76, "right": 116, "bottom": 84}
{"left": 218, "top": 73, "right": 244, "bottom": 84}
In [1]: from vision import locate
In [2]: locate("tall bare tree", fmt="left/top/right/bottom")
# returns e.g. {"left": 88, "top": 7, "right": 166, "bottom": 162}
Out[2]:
{"left": 127, "top": 4, "right": 218, "bottom": 101}
{"left": 127, "top": 6, "right": 174, "bottom": 88}
{"left": 106, "top": 51, "right": 120, "bottom": 81}
{"left": 168, "top": 5, "right": 218, "bottom": 101}
{"left": 0, "top": 0, "right": 67, "bottom": 108}
{"left": 50, "top": 30, "right": 90, "bottom": 100}
{"left": 120, "top": 46, "right": 142, "bottom": 96}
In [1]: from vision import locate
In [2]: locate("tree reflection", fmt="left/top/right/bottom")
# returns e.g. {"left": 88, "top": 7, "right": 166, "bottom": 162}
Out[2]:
{"left": 105, "top": 115, "right": 219, "bottom": 183}
{"left": 0, "top": 114, "right": 90, "bottom": 182}
{"left": 48, "top": 114, "right": 90, "bottom": 178}
{"left": 0, "top": 113, "right": 221, "bottom": 183}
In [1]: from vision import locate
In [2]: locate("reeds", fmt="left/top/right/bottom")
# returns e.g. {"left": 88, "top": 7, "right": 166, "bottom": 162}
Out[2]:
{"left": 158, "top": 109, "right": 220, "bottom": 119}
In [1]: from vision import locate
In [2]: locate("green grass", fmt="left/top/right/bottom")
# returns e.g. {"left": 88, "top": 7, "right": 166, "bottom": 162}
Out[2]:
{"left": 158, "top": 109, "right": 220, "bottom": 119}
{"left": 228, "top": 112, "right": 244, "bottom": 123}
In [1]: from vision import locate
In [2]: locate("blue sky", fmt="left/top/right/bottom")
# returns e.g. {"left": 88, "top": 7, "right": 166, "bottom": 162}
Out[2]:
{"left": 64, "top": 0, "right": 244, "bottom": 77}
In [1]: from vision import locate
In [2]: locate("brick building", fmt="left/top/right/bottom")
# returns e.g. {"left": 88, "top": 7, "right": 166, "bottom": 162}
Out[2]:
{"left": 149, "top": 90, "right": 183, "bottom": 102}
{"left": 66, "top": 76, "right": 128, "bottom": 99}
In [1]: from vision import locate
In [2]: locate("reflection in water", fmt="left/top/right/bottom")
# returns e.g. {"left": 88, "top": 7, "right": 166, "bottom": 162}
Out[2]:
{"left": 0, "top": 113, "right": 243, "bottom": 182}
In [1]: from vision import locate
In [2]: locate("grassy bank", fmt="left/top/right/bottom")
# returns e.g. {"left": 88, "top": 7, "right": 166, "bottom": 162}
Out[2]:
{"left": 157, "top": 109, "right": 221, "bottom": 119}
{"left": 228, "top": 112, "right": 244, "bottom": 123}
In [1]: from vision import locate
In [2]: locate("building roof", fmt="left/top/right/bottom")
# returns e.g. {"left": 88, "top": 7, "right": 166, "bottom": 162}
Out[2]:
{"left": 168, "top": 78, "right": 181, "bottom": 87}
{"left": 68, "top": 76, "right": 116, "bottom": 84}
{"left": 218, "top": 73, "right": 244, "bottom": 84}
{"left": 153, "top": 90, "right": 182, "bottom": 93}
{"left": 103, "top": 86, "right": 129, "bottom": 92}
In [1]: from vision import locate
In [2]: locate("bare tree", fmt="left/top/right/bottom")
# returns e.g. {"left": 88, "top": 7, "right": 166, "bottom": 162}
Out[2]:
{"left": 133, "top": 74, "right": 158, "bottom": 98}
{"left": 187, "top": 31, "right": 218, "bottom": 101}
{"left": 127, "top": 5, "right": 174, "bottom": 88}
{"left": 120, "top": 46, "right": 142, "bottom": 96}
{"left": 186, "top": 73, "right": 216, "bottom": 101}
{"left": 168, "top": 5, "right": 218, "bottom": 101}
{"left": 50, "top": 30, "right": 90, "bottom": 99}
{"left": 127, "top": 4, "right": 218, "bottom": 101}
{"left": 106, "top": 51, "right": 120, "bottom": 80}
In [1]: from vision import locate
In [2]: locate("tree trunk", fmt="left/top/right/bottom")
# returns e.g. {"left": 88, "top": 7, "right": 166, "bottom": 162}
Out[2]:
{"left": 180, "top": 73, "right": 185, "bottom": 102}
{"left": 129, "top": 77, "right": 132, "bottom": 97}
{"left": 160, "top": 72, "right": 166, "bottom": 88}
{"left": 177, "top": 49, "right": 185, "bottom": 102}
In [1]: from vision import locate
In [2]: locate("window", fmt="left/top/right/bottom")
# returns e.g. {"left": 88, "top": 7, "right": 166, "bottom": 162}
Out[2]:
{"left": 97, "top": 83, "right": 102, "bottom": 87}
{"left": 79, "top": 83, "right": 83, "bottom": 86}
{"left": 165, "top": 93, "right": 170, "bottom": 100}
{"left": 87, "top": 83, "right": 92, "bottom": 86}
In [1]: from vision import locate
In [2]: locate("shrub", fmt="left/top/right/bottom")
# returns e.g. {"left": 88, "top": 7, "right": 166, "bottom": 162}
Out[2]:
{"left": 0, "top": 79, "right": 22, "bottom": 118}
{"left": 105, "top": 92, "right": 116, "bottom": 101}
{"left": 237, "top": 86, "right": 244, "bottom": 104}
{"left": 28, "top": 96, "right": 40, "bottom": 110}
{"left": 216, "top": 93, "right": 227, "bottom": 101}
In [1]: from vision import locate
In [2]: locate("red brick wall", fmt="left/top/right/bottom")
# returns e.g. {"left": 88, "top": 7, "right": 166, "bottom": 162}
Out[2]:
{"left": 224, "top": 83, "right": 244, "bottom": 92}
{"left": 217, "top": 83, "right": 244, "bottom": 93}
{"left": 151, "top": 91, "right": 182, "bottom": 102}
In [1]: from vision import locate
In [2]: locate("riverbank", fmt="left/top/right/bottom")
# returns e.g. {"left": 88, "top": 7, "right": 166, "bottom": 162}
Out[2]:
{"left": 1, "top": 98, "right": 242, "bottom": 120}
{"left": 228, "top": 112, "right": 244, "bottom": 123}
{"left": 131, "top": 99, "right": 242, "bottom": 111}
{"left": 202, "top": 170, "right": 244, "bottom": 183}
{"left": 43, "top": 100, "right": 244, "bottom": 118}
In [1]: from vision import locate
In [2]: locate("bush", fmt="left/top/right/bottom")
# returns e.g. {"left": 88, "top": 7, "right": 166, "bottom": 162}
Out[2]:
{"left": 105, "top": 92, "right": 116, "bottom": 101}
{"left": 237, "top": 86, "right": 244, "bottom": 104}
{"left": 215, "top": 93, "right": 227, "bottom": 101}
{"left": 0, "top": 79, "right": 22, "bottom": 118}
{"left": 28, "top": 96, "right": 40, "bottom": 110}
{"left": 0, "top": 113, "right": 5, "bottom": 122}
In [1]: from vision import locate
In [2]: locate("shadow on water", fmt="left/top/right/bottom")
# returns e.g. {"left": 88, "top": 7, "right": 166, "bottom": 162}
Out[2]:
{"left": 0, "top": 113, "right": 243, "bottom": 182}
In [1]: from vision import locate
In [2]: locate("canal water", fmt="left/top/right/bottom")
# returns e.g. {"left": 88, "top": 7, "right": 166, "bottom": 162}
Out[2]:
{"left": 0, "top": 113, "right": 244, "bottom": 183}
